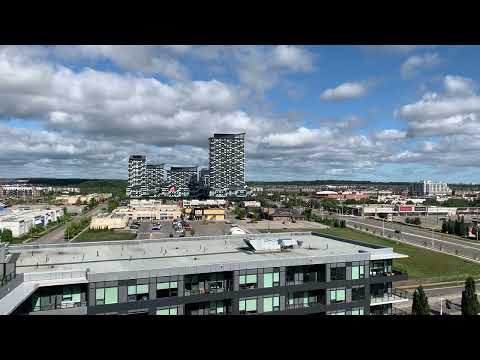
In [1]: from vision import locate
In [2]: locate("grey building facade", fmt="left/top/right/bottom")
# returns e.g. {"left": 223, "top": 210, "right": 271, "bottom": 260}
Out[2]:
{"left": 0, "top": 232, "right": 408, "bottom": 315}
{"left": 208, "top": 133, "right": 246, "bottom": 197}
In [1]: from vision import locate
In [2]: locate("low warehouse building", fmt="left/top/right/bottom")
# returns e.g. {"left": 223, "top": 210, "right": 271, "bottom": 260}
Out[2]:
{"left": 90, "top": 213, "right": 129, "bottom": 230}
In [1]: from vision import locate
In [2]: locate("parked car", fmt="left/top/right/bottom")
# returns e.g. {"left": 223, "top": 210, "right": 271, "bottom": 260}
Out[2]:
{"left": 152, "top": 225, "right": 162, "bottom": 231}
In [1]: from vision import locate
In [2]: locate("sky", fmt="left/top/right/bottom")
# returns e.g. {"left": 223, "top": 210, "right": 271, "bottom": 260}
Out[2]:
{"left": 0, "top": 45, "right": 479, "bottom": 183}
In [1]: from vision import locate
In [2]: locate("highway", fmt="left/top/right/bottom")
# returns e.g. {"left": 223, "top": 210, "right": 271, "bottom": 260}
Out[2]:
{"left": 335, "top": 215, "right": 480, "bottom": 263}
{"left": 31, "top": 205, "right": 104, "bottom": 245}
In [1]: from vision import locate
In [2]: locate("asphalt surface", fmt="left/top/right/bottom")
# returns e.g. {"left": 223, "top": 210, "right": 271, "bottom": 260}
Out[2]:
{"left": 32, "top": 205, "right": 104, "bottom": 245}
{"left": 335, "top": 215, "right": 480, "bottom": 262}
{"left": 136, "top": 220, "right": 232, "bottom": 240}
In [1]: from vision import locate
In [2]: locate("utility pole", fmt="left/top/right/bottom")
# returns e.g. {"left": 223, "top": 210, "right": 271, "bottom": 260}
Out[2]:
{"left": 382, "top": 218, "right": 385, "bottom": 237}
{"left": 440, "top": 297, "right": 443, "bottom": 315}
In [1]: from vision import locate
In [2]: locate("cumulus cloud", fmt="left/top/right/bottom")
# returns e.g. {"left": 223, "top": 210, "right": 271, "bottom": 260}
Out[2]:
{"left": 400, "top": 53, "right": 440, "bottom": 79}
{"left": 320, "top": 81, "right": 369, "bottom": 101}
{"left": 397, "top": 75, "right": 480, "bottom": 137}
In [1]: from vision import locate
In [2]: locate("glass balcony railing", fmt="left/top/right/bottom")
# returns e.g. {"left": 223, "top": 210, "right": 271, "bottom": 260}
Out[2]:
{"left": 369, "top": 269, "right": 404, "bottom": 278}
{"left": 370, "top": 289, "right": 409, "bottom": 304}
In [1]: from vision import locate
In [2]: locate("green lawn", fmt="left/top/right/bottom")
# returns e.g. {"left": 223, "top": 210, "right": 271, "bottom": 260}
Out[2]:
{"left": 74, "top": 229, "right": 137, "bottom": 242}
{"left": 314, "top": 227, "right": 480, "bottom": 282}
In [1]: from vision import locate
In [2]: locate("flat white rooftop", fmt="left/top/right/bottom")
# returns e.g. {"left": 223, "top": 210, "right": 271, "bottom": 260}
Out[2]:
{"left": 8, "top": 233, "right": 407, "bottom": 280}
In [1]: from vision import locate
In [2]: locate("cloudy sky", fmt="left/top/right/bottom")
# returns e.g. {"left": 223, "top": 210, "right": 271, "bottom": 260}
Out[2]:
{"left": 1, "top": 45, "right": 479, "bottom": 182}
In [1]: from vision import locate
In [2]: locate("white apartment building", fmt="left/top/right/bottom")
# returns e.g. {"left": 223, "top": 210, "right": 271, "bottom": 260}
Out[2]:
{"left": 409, "top": 180, "right": 451, "bottom": 196}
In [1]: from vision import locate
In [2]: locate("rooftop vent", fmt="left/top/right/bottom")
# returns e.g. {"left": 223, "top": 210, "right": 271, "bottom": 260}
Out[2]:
{"left": 243, "top": 237, "right": 302, "bottom": 252}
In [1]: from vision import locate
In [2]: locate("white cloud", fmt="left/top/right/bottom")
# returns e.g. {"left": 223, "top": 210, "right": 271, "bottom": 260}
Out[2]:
{"left": 400, "top": 53, "right": 440, "bottom": 79}
{"left": 272, "top": 45, "right": 314, "bottom": 71}
{"left": 374, "top": 129, "right": 407, "bottom": 141}
{"left": 444, "top": 75, "right": 476, "bottom": 96}
{"left": 320, "top": 82, "right": 369, "bottom": 101}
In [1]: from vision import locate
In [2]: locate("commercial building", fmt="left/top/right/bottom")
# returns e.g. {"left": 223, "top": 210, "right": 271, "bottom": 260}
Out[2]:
{"left": 184, "top": 208, "right": 225, "bottom": 221}
{"left": 409, "top": 180, "right": 452, "bottom": 196}
{"left": 262, "top": 208, "right": 304, "bottom": 222}
{"left": 312, "top": 191, "right": 369, "bottom": 201}
{"left": 0, "top": 231, "right": 408, "bottom": 315}
{"left": 90, "top": 213, "right": 129, "bottom": 230}
{"left": 0, "top": 206, "right": 65, "bottom": 237}
{"left": 0, "top": 184, "right": 80, "bottom": 199}
{"left": 181, "top": 199, "right": 228, "bottom": 208}
{"left": 113, "top": 201, "right": 182, "bottom": 222}
{"left": 55, "top": 193, "right": 111, "bottom": 205}
{"left": 209, "top": 133, "right": 246, "bottom": 198}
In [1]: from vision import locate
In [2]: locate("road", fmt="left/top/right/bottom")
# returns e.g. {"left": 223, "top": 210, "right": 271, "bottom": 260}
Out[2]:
{"left": 32, "top": 205, "right": 104, "bottom": 245}
{"left": 394, "top": 284, "right": 479, "bottom": 315}
{"left": 334, "top": 215, "right": 480, "bottom": 263}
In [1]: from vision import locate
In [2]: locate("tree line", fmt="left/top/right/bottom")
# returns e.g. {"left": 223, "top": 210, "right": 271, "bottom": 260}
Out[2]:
{"left": 441, "top": 217, "right": 469, "bottom": 237}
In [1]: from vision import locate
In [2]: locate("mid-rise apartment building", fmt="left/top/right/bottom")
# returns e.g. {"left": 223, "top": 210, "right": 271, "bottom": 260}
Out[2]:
{"left": 209, "top": 133, "right": 246, "bottom": 197}
{"left": 0, "top": 232, "right": 408, "bottom": 315}
{"left": 409, "top": 180, "right": 451, "bottom": 196}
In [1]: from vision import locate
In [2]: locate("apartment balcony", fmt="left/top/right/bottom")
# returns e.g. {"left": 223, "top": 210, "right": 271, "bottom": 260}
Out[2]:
{"left": 368, "top": 270, "right": 408, "bottom": 283}
{"left": 370, "top": 289, "right": 409, "bottom": 306}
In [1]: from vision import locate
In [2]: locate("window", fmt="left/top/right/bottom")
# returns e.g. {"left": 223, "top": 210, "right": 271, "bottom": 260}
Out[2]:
{"left": 156, "top": 307, "right": 178, "bottom": 315}
{"left": 351, "top": 265, "right": 365, "bottom": 280}
{"left": 330, "top": 265, "right": 346, "bottom": 281}
{"left": 128, "top": 284, "right": 149, "bottom": 302}
{"left": 263, "top": 295, "right": 280, "bottom": 312}
{"left": 239, "top": 298, "right": 257, "bottom": 314}
{"left": 156, "top": 281, "right": 178, "bottom": 298}
{"left": 352, "top": 286, "right": 365, "bottom": 301}
{"left": 96, "top": 287, "right": 118, "bottom": 305}
{"left": 239, "top": 274, "right": 257, "bottom": 289}
{"left": 351, "top": 307, "right": 364, "bottom": 315}
{"left": 329, "top": 288, "right": 346, "bottom": 303}
{"left": 184, "top": 272, "right": 232, "bottom": 295}
{"left": 263, "top": 271, "right": 280, "bottom": 288}
{"left": 329, "top": 310, "right": 346, "bottom": 315}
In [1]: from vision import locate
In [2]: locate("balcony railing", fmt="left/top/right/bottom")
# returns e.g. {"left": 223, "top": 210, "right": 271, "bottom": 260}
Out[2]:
{"left": 33, "top": 301, "right": 87, "bottom": 312}
{"left": 370, "top": 289, "right": 409, "bottom": 305}
{"left": 369, "top": 270, "right": 404, "bottom": 278}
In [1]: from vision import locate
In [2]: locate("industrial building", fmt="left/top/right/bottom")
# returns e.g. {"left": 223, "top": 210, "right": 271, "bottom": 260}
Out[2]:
{"left": 0, "top": 231, "right": 408, "bottom": 315}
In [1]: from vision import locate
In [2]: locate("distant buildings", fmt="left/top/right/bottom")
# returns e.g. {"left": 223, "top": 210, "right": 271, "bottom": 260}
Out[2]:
{"left": 409, "top": 180, "right": 451, "bottom": 197}
{"left": 0, "top": 205, "right": 65, "bottom": 237}
{"left": 312, "top": 191, "right": 369, "bottom": 201}
{"left": 127, "top": 133, "right": 251, "bottom": 199}
{"left": 0, "top": 183, "right": 80, "bottom": 199}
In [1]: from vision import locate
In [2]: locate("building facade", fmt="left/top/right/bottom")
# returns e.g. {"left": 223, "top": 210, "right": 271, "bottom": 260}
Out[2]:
{"left": 146, "top": 164, "right": 166, "bottom": 196}
{"left": 0, "top": 232, "right": 408, "bottom": 315}
{"left": 127, "top": 155, "right": 147, "bottom": 198}
{"left": 209, "top": 133, "right": 246, "bottom": 197}
{"left": 409, "top": 180, "right": 451, "bottom": 196}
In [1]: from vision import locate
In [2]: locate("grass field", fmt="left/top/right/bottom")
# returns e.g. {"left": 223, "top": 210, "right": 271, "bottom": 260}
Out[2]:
{"left": 260, "top": 227, "right": 480, "bottom": 282}
{"left": 74, "top": 229, "right": 137, "bottom": 242}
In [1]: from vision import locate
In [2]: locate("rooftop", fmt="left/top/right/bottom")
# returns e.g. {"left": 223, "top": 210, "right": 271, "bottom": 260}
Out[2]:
{"left": 9, "top": 232, "right": 407, "bottom": 279}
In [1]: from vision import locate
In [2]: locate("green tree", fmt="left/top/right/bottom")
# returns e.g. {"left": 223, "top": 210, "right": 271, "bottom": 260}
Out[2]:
{"left": 1, "top": 228, "right": 13, "bottom": 242}
{"left": 441, "top": 220, "right": 448, "bottom": 233}
{"left": 406, "top": 200, "right": 414, "bottom": 205}
{"left": 190, "top": 228, "right": 196, "bottom": 237}
{"left": 304, "top": 208, "right": 312, "bottom": 221}
{"left": 412, "top": 286, "right": 430, "bottom": 315}
{"left": 413, "top": 217, "right": 421, "bottom": 225}
{"left": 461, "top": 277, "right": 480, "bottom": 315}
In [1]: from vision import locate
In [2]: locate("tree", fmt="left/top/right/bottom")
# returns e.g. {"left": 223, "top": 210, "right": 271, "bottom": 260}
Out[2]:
{"left": 412, "top": 285, "right": 430, "bottom": 315}
{"left": 461, "top": 277, "right": 480, "bottom": 315}
{"left": 413, "top": 217, "right": 421, "bottom": 225}
{"left": 304, "top": 208, "right": 312, "bottom": 221}
{"left": 75, "top": 197, "right": 82, "bottom": 206}
{"left": 442, "top": 220, "right": 448, "bottom": 233}
{"left": 406, "top": 200, "right": 414, "bottom": 205}
{"left": 0, "top": 228, "right": 13, "bottom": 242}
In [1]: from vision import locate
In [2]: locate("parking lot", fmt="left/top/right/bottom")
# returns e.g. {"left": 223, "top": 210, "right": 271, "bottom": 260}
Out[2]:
{"left": 136, "top": 220, "right": 232, "bottom": 240}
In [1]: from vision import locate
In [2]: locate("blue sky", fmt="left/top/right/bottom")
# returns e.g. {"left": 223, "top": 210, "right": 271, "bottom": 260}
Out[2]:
{"left": 0, "top": 45, "right": 479, "bottom": 183}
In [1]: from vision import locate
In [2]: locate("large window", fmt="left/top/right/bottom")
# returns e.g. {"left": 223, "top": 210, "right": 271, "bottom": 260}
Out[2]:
{"left": 352, "top": 286, "right": 365, "bottom": 301}
{"left": 156, "top": 306, "right": 178, "bottom": 315}
{"left": 239, "top": 274, "right": 257, "bottom": 289}
{"left": 286, "top": 264, "right": 325, "bottom": 286}
{"left": 263, "top": 295, "right": 280, "bottom": 312}
{"left": 185, "top": 300, "right": 230, "bottom": 315}
{"left": 184, "top": 272, "right": 232, "bottom": 296}
{"left": 62, "top": 286, "right": 81, "bottom": 305}
{"left": 329, "top": 288, "right": 346, "bottom": 304}
{"left": 128, "top": 284, "right": 149, "bottom": 302}
{"left": 351, "top": 307, "right": 364, "bottom": 315}
{"left": 156, "top": 281, "right": 178, "bottom": 298}
{"left": 239, "top": 298, "right": 257, "bottom": 314}
{"left": 330, "top": 264, "right": 346, "bottom": 281}
{"left": 351, "top": 264, "right": 365, "bottom": 280}
{"left": 96, "top": 287, "right": 118, "bottom": 305}
{"left": 263, "top": 270, "right": 280, "bottom": 288}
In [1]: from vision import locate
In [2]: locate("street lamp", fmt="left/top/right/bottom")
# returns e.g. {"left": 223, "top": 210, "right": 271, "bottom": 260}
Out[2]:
{"left": 440, "top": 297, "right": 444, "bottom": 315}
